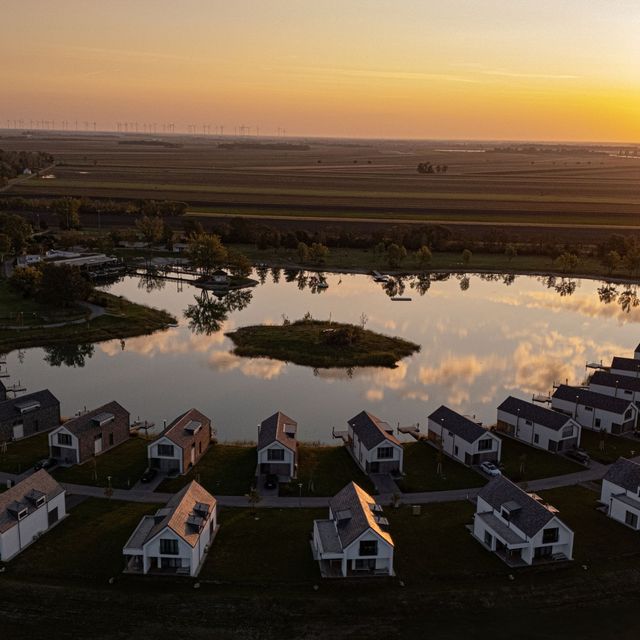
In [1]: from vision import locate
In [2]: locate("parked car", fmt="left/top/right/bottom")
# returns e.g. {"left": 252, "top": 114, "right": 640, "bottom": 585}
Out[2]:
{"left": 480, "top": 461, "right": 502, "bottom": 477}
{"left": 264, "top": 473, "right": 278, "bottom": 490}
{"left": 34, "top": 458, "right": 56, "bottom": 471}
{"left": 566, "top": 449, "right": 590, "bottom": 465}
{"left": 140, "top": 467, "right": 158, "bottom": 483}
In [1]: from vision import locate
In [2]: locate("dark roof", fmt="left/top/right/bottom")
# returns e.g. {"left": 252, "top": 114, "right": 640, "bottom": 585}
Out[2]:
{"left": 611, "top": 356, "right": 640, "bottom": 373}
{"left": 61, "top": 401, "right": 129, "bottom": 438}
{"left": 329, "top": 482, "right": 393, "bottom": 548}
{"left": 590, "top": 370, "right": 640, "bottom": 393}
{"left": 635, "top": 344, "right": 640, "bottom": 354}
{"left": 0, "top": 470, "right": 64, "bottom": 533}
{"left": 0, "top": 389, "right": 59, "bottom": 424}
{"left": 348, "top": 411, "right": 400, "bottom": 449}
{"left": 477, "top": 476, "right": 559, "bottom": 537}
{"left": 427, "top": 405, "right": 492, "bottom": 443}
{"left": 258, "top": 412, "right": 298, "bottom": 452}
{"left": 497, "top": 396, "right": 571, "bottom": 431}
{"left": 604, "top": 457, "right": 640, "bottom": 493}
{"left": 552, "top": 385, "right": 634, "bottom": 415}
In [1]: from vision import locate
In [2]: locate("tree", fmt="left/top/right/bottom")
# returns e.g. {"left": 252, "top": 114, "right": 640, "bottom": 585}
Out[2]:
{"left": 554, "top": 252, "right": 579, "bottom": 273}
{"left": 297, "top": 242, "right": 309, "bottom": 264}
{"left": 601, "top": 250, "right": 621, "bottom": 275}
{"left": 416, "top": 245, "right": 432, "bottom": 268}
{"left": 0, "top": 213, "right": 31, "bottom": 253}
{"left": 623, "top": 244, "right": 640, "bottom": 275}
{"left": 462, "top": 249, "right": 472, "bottom": 265}
{"left": 188, "top": 233, "right": 228, "bottom": 276}
{"left": 309, "top": 242, "right": 329, "bottom": 264}
{"left": 0, "top": 233, "right": 10, "bottom": 262}
{"left": 227, "top": 249, "right": 252, "bottom": 278}
{"left": 38, "top": 263, "right": 93, "bottom": 307}
{"left": 9, "top": 266, "right": 42, "bottom": 297}
{"left": 386, "top": 243, "right": 407, "bottom": 268}
{"left": 135, "top": 215, "right": 165, "bottom": 244}
{"left": 52, "top": 197, "right": 81, "bottom": 230}
{"left": 505, "top": 244, "right": 517, "bottom": 263}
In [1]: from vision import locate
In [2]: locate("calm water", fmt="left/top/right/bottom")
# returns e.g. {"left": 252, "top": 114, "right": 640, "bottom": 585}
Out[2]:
{"left": 3, "top": 270, "right": 639, "bottom": 443}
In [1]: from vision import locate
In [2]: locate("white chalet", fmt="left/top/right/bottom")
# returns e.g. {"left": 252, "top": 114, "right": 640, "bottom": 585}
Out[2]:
{"left": 600, "top": 458, "right": 640, "bottom": 531}
{"left": 427, "top": 405, "right": 502, "bottom": 466}
{"left": 0, "top": 470, "right": 66, "bottom": 561}
{"left": 312, "top": 482, "right": 394, "bottom": 578}
{"left": 497, "top": 396, "right": 581, "bottom": 452}
{"left": 346, "top": 411, "right": 403, "bottom": 475}
{"left": 257, "top": 411, "right": 298, "bottom": 482}
{"left": 610, "top": 356, "right": 640, "bottom": 379}
{"left": 473, "top": 475, "right": 574, "bottom": 566}
{"left": 123, "top": 481, "right": 217, "bottom": 577}
{"left": 551, "top": 385, "right": 637, "bottom": 435}
{"left": 589, "top": 370, "right": 640, "bottom": 410}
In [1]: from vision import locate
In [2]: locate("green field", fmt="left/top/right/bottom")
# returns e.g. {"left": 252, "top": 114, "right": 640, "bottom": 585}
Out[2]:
{"left": 579, "top": 429, "right": 640, "bottom": 464}
{"left": 156, "top": 444, "right": 257, "bottom": 495}
{"left": 52, "top": 437, "right": 149, "bottom": 489}
{"left": 0, "top": 432, "right": 50, "bottom": 473}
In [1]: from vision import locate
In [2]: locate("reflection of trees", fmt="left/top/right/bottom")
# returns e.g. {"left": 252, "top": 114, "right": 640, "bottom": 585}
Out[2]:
{"left": 270, "top": 267, "right": 281, "bottom": 283}
{"left": 44, "top": 343, "right": 95, "bottom": 368}
{"left": 540, "top": 275, "right": 576, "bottom": 297}
{"left": 383, "top": 277, "right": 406, "bottom": 298}
{"left": 296, "top": 272, "right": 308, "bottom": 290}
{"left": 184, "top": 289, "right": 254, "bottom": 335}
{"left": 284, "top": 269, "right": 299, "bottom": 283}
{"left": 411, "top": 274, "right": 431, "bottom": 296}
{"left": 597, "top": 284, "right": 618, "bottom": 305}
{"left": 255, "top": 265, "right": 269, "bottom": 285}
{"left": 458, "top": 275, "right": 470, "bottom": 291}
{"left": 137, "top": 272, "right": 166, "bottom": 293}
{"left": 502, "top": 274, "right": 516, "bottom": 286}
{"left": 619, "top": 287, "right": 640, "bottom": 313}
{"left": 308, "top": 273, "right": 328, "bottom": 294}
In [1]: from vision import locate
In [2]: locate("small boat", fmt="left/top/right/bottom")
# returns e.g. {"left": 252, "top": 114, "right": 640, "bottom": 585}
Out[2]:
{"left": 391, "top": 297, "right": 412, "bottom": 302}
{"left": 372, "top": 270, "right": 389, "bottom": 283}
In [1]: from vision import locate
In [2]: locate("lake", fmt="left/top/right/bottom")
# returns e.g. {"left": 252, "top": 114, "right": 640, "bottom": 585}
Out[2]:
{"left": 2, "top": 269, "right": 639, "bottom": 443}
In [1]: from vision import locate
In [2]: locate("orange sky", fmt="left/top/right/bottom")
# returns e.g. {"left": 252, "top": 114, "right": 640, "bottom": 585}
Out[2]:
{"left": 1, "top": 1, "right": 639, "bottom": 142}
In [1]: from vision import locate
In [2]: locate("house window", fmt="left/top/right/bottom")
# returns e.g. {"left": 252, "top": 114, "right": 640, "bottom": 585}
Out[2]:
{"left": 533, "top": 434, "right": 539, "bottom": 444}
{"left": 158, "top": 444, "right": 174, "bottom": 457}
{"left": 561, "top": 426, "right": 574, "bottom": 438}
{"left": 624, "top": 390, "right": 632, "bottom": 395}
{"left": 199, "top": 441, "right": 202, "bottom": 454}
{"left": 35, "top": 496, "right": 46, "bottom": 508}
{"left": 525, "top": 420, "right": 533, "bottom": 426}
{"left": 354, "top": 559, "right": 376, "bottom": 571}
{"left": 58, "top": 433, "right": 72, "bottom": 446}
{"left": 108, "top": 433, "right": 114, "bottom": 446}
{"left": 478, "top": 439, "right": 493, "bottom": 451}
{"left": 359, "top": 540, "right": 378, "bottom": 556}
{"left": 377, "top": 447, "right": 394, "bottom": 460}
{"left": 625, "top": 409, "right": 633, "bottom": 420}
{"left": 48, "top": 507, "right": 59, "bottom": 526}
{"left": 484, "top": 531, "right": 493, "bottom": 547}
{"left": 500, "top": 507, "right": 511, "bottom": 521}
{"left": 585, "top": 406, "right": 593, "bottom": 412}
{"left": 625, "top": 511, "right": 638, "bottom": 529}
{"left": 454, "top": 446, "right": 459, "bottom": 456}
{"left": 94, "top": 434, "right": 102, "bottom": 442}
{"left": 159, "top": 539, "right": 179, "bottom": 555}
{"left": 542, "top": 527, "right": 559, "bottom": 544}
{"left": 17, "top": 508, "right": 28, "bottom": 520}
{"left": 267, "top": 448, "right": 285, "bottom": 461}
{"left": 595, "top": 419, "right": 601, "bottom": 428}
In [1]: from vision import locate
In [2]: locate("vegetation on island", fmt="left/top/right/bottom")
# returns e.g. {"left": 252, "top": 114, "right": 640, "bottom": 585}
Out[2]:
{"left": 226, "top": 314, "right": 420, "bottom": 369}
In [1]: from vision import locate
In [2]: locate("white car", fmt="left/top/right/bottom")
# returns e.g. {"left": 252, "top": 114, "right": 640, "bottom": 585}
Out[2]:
{"left": 480, "top": 461, "right": 502, "bottom": 477}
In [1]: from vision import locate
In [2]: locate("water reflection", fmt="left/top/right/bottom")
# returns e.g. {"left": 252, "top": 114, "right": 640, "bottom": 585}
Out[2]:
{"left": 3, "top": 270, "right": 640, "bottom": 443}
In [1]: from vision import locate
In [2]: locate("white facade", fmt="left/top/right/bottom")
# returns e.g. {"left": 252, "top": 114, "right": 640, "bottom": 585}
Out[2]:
{"left": 0, "top": 491, "right": 66, "bottom": 561}
{"left": 147, "top": 436, "right": 183, "bottom": 475}
{"left": 497, "top": 409, "right": 581, "bottom": 452}
{"left": 312, "top": 522, "right": 394, "bottom": 577}
{"left": 350, "top": 430, "right": 403, "bottom": 475}
{"left": 600, "top": 479, "right": 640, "bottom": 531}
{"left": 589, "top": 381, "right": 640, "bottom": 406}
{"left": 427, "top": 418, "right": 501, "bottom": 465}
{"left": 550, "top": 397, "right": 636, "bottom": 435}
{"left": 473, "top": 495, "right": 574, "bottom": 566}
{"left": 257, "top": 442, "right": 296, "bottom": 481}
{"left": 48, "top": 426, "right": 79, "bottom": 465}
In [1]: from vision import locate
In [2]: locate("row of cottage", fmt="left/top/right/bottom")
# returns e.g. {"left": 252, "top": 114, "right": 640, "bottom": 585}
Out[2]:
{"left": 4, "top": 457, "right": 640, "bottom": 576}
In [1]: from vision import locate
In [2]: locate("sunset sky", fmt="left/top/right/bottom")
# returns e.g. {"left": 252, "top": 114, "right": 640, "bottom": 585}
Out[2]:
{"left": 2, "top": 0, "right": 639, "bottom": 142}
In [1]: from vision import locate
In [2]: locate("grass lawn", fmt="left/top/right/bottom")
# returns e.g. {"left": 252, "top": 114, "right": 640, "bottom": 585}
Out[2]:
{"left": 201, "top": 507, "right": 323, "bottom": 583}
{"left": 226, "top": 320, "right": 419, "bottom": 369}
{"left": 389, "top": 501, "right": 504, "bottom": 581}
{"left": 0, "top": 432, "right": 50, "bottom": 474}
{"left": 6, "top": 498, "right": 157, "bottom": 581}
{"left": 52, "top": 437, "right": 149, "bottom": 489}
{"left": 279, "top": 445, "right": 375, "bottom": 497}
{"left": 397, "top": 442, "right": 486, "bottom": 493}
{"left": 157, "top": 444, "right": 256, "bottom": 496}
{"left": 579, "top": 429, "right": 640, "bottom": 464}
{"left": 540, "top": 486, "right": 640, "bottom": 567}
{"left": 498, "top": 435, "right": 581, "bottom": 482}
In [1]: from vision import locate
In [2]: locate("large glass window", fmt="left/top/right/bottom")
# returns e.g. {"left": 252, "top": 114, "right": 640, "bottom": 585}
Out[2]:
{"left": 478, "top": 439, "right": 493, "bottom": 451}
{"left": 158, "top": 444, "right": 174, "bottom": 457}
{"left": 267, "top": 448, "right": 285, "bottom": 461}
{"left": 377, "top": 447, "right": 394, "bottom": 459}
{"left": 58, "top": 433, "right": 72, "bottom": 446}
{"left": 542, "top": 527, "right": 559, "bottom": 544}
{"left": 625, "top": 511, "right": 638, "bottom": 528}
{"left": 160, "top": 539, "right": 179, "bottom": 555}
{"left": 359, "top": 540, "right": 378, "bottom": 556}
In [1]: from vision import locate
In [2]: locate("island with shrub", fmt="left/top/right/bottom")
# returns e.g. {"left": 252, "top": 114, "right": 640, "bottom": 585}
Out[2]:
{"left": 225, "top": 317, "right": 420, "bottom": 369}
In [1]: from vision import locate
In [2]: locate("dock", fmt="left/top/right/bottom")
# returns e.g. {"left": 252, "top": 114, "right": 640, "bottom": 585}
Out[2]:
{"left": 532, "top": 394, "right": 551, "bottom": 404}
{"left": 331, "top": 427, "right": 349, "bottom": 444}
{"left": 391, "top": 297, "right": 412, "bottom": 302}
{"left": 372, "top": 271, "right": 389, "bottom": 283}
{"left": 398, "top": 424, "right": 426, "bottom": 441}
{"left": 586, "top": 361, "right": 608, "bottom": 371}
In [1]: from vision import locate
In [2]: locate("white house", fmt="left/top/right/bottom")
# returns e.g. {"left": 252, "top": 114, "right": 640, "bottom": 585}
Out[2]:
{"left": 610, "top": 356, "right": 640, "bottom": 379}
{"left": 600, "top": 457, "right": 640, "bottom": 530}
{"left": 346, "top": 411, "right": 403, "bottom": 475}
{"left": 551, "top": 385, "right": 637, "bottom": 435}
{"left": 0, "top": 470, "right": 66, "bottom": 562}
{"left": 311, "top": 482, "right": 394, "bottom": 578}
{"left": 257, "top": 411, "right": 298, "bottom": 482}
{"left": 589, "top": 370, "right": 640, "bottom": 409}
{"left": 427, "top": 405, "right": 502, "bottom": 466}
{"left": 473, "top": 475, "right": 574, "bottom": 566}
{"left": 497, "top": 396, "right": 581, "bottom": 452}
{"left": 635, "top": 344, "right": 640, "bottom": 360}
{"left": 123, "top": 480, "right": 218, "bottom": 577}
{"left": 147, "top": 409, "right": 212, "bottom": 476}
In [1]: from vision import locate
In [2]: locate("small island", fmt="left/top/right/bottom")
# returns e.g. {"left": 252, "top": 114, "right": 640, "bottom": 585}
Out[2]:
{"left": 225, "top": 318, "right": 420, "bottom": 369}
